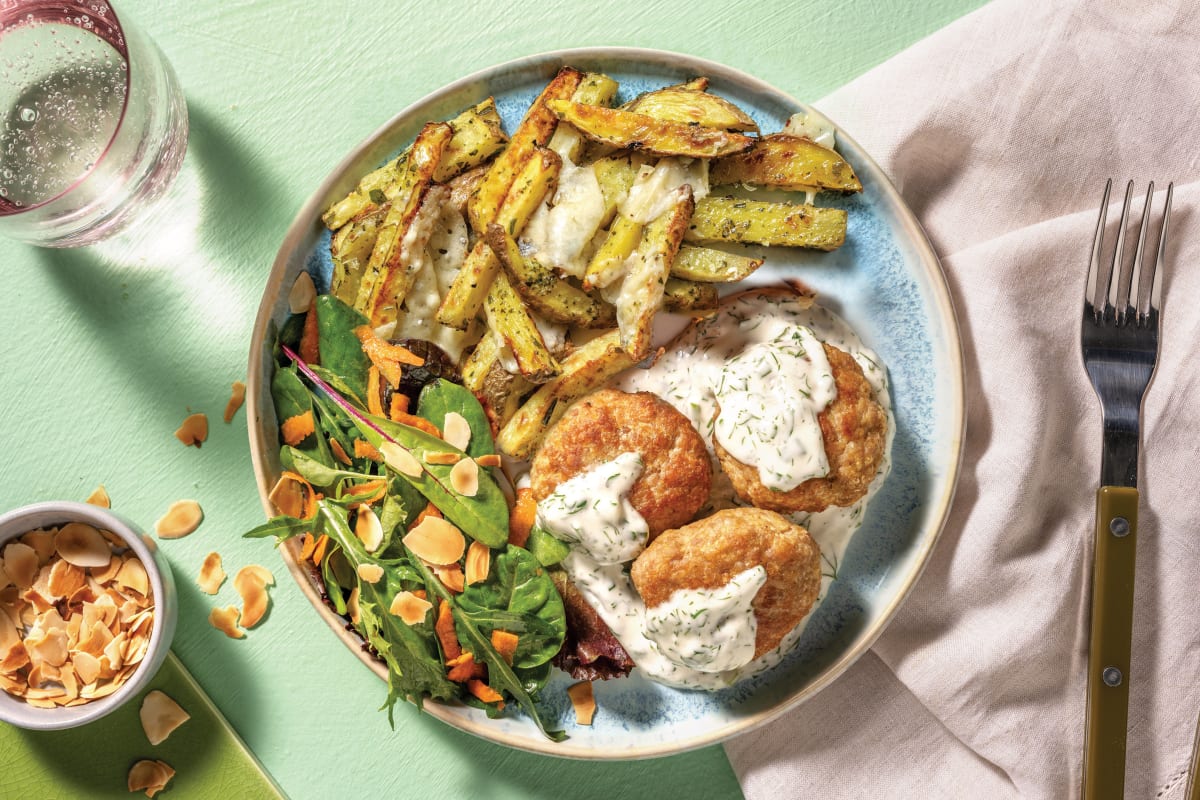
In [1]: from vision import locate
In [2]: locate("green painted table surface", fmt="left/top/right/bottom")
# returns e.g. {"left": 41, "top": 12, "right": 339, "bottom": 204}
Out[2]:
{"left": 0, "top": 1, "right": 985, "bottom": 797}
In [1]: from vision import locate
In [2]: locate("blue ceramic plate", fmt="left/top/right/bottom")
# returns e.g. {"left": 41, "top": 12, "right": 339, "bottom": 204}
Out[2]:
{"left": 247, "top": 48, "right": 964, "bottom": 759}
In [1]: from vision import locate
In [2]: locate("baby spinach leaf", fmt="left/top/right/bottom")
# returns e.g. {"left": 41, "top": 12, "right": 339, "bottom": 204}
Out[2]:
{"left": 282, "top": 446, "right": 364, "bottom": 488}
{"left": 457, "top": 546, "right": 566, "bottom": 669}
{"left": 525, "top": 526, "right": 570, "bottom": 567}
{"left": 272, "top": 366, "right": 334, "bottom": 466}
{"left": 309, "top": 364, "right": 367, "bottom": 411}
{"left": 416, "top": 379, "right": 496, "bottom": 458}
{"left": 315, "top": 295, "right": 371, "bottom": 402}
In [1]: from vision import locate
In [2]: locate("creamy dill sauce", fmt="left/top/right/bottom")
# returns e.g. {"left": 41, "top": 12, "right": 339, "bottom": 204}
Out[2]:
{"left": 643, "top": 566, "right": 766, "bottom": 673}
{"left": 556, "top": 291, "right": 893, "bottom": 689}
{"left": 536, "top": 452, "right": 648, "bottom": 565}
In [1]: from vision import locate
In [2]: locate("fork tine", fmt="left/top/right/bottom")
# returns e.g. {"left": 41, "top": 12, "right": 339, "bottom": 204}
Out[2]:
{"left": 1116, "top": 182, "right": 1154, "bottom": 325}
{"left": 1087, "top": 178, "right": 1113, "bottom": 319}
{"left": 1137, "top": 181, "right": 1173, "bottom": 326}
{"left": 1096, "top": 181, "right": 1135, "bottom": 315}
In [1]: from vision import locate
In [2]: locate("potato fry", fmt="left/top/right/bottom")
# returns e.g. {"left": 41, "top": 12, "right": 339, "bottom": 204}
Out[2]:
{"left": 626, "top": 87, "right": 758, "bottom": 132}
{"left": 686, "top": 196, "right": 847, "bottom": 250}
{"left": 468, "top": 67, "right": 583, "bottom": 234}
{"left": 493, "top": 147, "right": 562, "bottom": 237}
{"left": 483, "top": 273, "right": 561, "bottom": 383}
{"left": 487, "top": 224, "right": 616, "bottom": 328}
{"left": 584, "top": 214, "right": 643, "bottom": 290}
{"left": 590, "top": 153, "right": 648, "bottom": 227}
{"left": 496, "top": 330, "right": 636, "bottom": 459}
{"left": 711, "top": 133, "right": 862, "bottom": 193}
{"left": 463, "top": 333, "right": 535, "bottom": 431}
{"left": 330, "top": 205, "right": 388, "bottom": 306}
{"left": 546, "top": 100, "right": 754, "bottom": 159}
{"left": 670, "top": 245, "right": 764, "bottom": 283}
{"left": 662, "top": 277, "right": 718, "bottom": 314}
{"left": 435, "top": 240, "right": 501, "bottom": 331}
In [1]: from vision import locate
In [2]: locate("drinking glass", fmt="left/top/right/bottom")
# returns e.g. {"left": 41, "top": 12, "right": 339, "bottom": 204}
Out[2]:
{"left": 0, "top": 1, "right": 188, "bottom": 247}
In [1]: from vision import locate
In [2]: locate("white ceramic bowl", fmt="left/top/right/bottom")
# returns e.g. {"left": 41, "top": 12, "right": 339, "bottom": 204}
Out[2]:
{"left": 0, "top": 501, "right": 178, "bottom": 730}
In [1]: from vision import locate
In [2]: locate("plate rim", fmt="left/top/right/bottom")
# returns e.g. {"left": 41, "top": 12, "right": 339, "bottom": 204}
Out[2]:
{"left": 246, "top": 45, "right": 966, "bottom": 760}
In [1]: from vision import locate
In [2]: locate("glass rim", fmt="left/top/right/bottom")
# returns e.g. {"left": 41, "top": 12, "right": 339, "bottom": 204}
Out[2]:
{"left": 0, "top": 0, "right": 132, "bottom": 217}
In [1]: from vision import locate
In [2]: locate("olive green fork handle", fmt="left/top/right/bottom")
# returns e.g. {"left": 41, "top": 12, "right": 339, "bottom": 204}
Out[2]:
{"left": 1083, "top": 486, "right": 1139, "bottom": 800}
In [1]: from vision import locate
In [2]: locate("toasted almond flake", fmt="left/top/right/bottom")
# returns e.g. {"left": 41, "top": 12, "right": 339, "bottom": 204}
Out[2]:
{"left": 21, "top": 530, "right": 56, "bottom": 565}
{"left": 567, "top": 680, "right": 597, "bottom": 725}
{"left": 234, "top": 566, "right": 274, "bottom": 629}
{"left": 90, "top": 555, "right": 120, "bottom": 584}
{"left": 73, "top": 651, "right": 101, "bottom": 685}
{"left": 174, "top": 412, "right": 209, "bottom": 448}
{"left": 0, "top": 613, "right": 17, "bottom": 651}
{"left": 356, "top": 563, "right": 384, "bottom": 583}
{"left": 154, "top": 499, "right": 204, "bottom": 539}
{"left": 403, "top": 517, "right": 466, "bottom": 565}
{"left": 379, "top": 441, "right": 422, "bottom": 477}
{"left": 140, "top": 689, "right": 190, "bottom": 745}
{"left": 268, "top": 471, "right": 317, "bottom": 519}
{"left": 355, "top": 506, "right": 384, "bottom": 553}
{"left": 52, "top": 523, "right": 110, "bottom": 568}
{"left": 433, "top": 564, "right": 465, "bottom": 593}
{"left": 104, "top": 631, "right": 126, "bottom": 670}
{"left": 0, "top": 565, "right": 9, "bottom": 591}
{"left": 389, "top": 591, "right": 433, "bottom": 625}
{"left": 424, "top": 451, "right": 461, "bottom": 465}
{"left": 3, "top": 543, "right": 38, "bottom": 588}
{"left": 128, "top": 759, "right": 175, "bottom": 798}
{"left": 114, "top": 558, "right": 150, "bottom": 597}
{"left": 465, "top": 541, "right": 491, "bottom": 586}
{"left": 354, "top": 439, "right": 382, "bottom": 462}
{"left": 197, "top": 552, "right": 225, "bottom": 594}
{"left": 449, "top": 457, "right": 479, "bottom": 497}
{"left": 208, "top": 606, "right": 244, "bottom": 639}
{"left": 224, "top": 380, "right": 247, "bottom": 424}
{"left": 1, "top": 641, "right": 29, "bottom": 673}
{"left": 280, "top": 410, "right": 316, "bottom": 446}
{"left": 347, "top": 586, "right": 361, "bottom": 625}
{"left": 47, "top": 559, "right": 86, "bottom": 598}
{"left": 474, "top": 453, "right": 502, "bottom": 468}
{"left": 86, "top": 485, "right": 112, "bottom": 508}
{"left": 330, "top": 438, "right": 352, "bottom": 466}
{"left": 288, "top": 270, "right": 317, "bottom": 314}
{"left": 28, "top": 628, "right": 68, "bottom": 668}
{"left": 443, "top": 412, "right": 472, "bottom": 451}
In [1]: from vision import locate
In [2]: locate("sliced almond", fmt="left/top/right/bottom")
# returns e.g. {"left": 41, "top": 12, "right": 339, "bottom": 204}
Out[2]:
{"left": 154, "top": 499, "right": 204, "bottom": 539}
{"left": 288, "top": 269, "right": 317, "bottom": 314}
{"left": 128, "top": 759, "right": 175, "bottom": 798}
{"left": 21, "top": 530, "right": 56, "bottom": 565}
{"left": 175, "top": 412, "right": 208, "bottom": 448}
{"left": 443, "top": 412, "right": 472, "bottom": 452}
{"left": 403, "top": 517, "right": 466, "bottom": 565}
{"left": 433, "top": 564, "right": 465, "bottom": 593}
{"left": 53, "top": 523, "right": 111, "bottom": 568}
{"left": 449, "top": 457, "right": 479, "bottom": 498}
{"left": 389, "top": 591, "right": 433, "bottom": 625}
{"left": 268, "top": 471, "right": 317, "bottom": 519}
{"left": 197, "top": 552, "right": 225, "bottom": 594}
{"left": 0, "top": 565, "right": 10, "bottom": 591}
{"left": 234, "top": 565, "right": 274, "bottom": 629}
{"left": 1, "top": 641, "right": 30, "bottom": 673}
{"left": 347, "top": 586, "right": 361, "bottom": 625}
{"left": 85, "top": 485, "right": 111, "bottom": 508}
{"left": 224, "top": 380, "right": 247, "bottom": 424}
{"left": 0, "top": 612, "right": 17, "bottom": 651}
{"left": 423, "top": 451, "right": 461, "bottom": 466}
{"left": 2, "top": 542, "right": 38, "bottom": 587}
{"left": 567, "top": 680, "right": 597, "bottom": 725}
{"left": 355, "top": 506, "right": 384, "bottom": 553}
{"left": 140, "top": 689, "right": 190, "bottom": 745}
{"left": 380, "top": 441, "right": 423, "bottom": 478}
{"left": 465, "top": 541, "right": 490, "bottom": 586}
{"left": 103, "top": 631, "right": 126, "bottom": 670}
{"left": 208, "top": 606, "right": 244, "bottom": 639}
{"left": 356, "top": 563, "right": 384, "bottom": 584}
{"left": 474, "top": 453, "right": 502, "bottom": 468}
{"left": 73, "top": 651, "right": 101, "bottom": 685}
{"left": 46, "top": 559, "right": 86, "bottom": 598}
{"left": 114, "top": 558, "right": 150, "bottom": 597}
{"left": 28, "top": 628, "right": 68, "bottom": 668}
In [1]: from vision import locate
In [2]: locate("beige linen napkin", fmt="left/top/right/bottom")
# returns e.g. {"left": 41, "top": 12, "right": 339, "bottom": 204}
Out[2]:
{"left": 725, "top": 1, "right": 1200, "bottom": 797}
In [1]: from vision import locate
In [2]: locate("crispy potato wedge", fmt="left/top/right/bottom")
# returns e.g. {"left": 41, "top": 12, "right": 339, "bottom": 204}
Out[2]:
{"left": 330, "top": 205, "right": 388, "bottom": 306}
{"left": 322, "top": 99, "right": 508, "bottom": 230}
{"left": 575, "top": 72, "right": 619, "bottom": 107}
{"left": 662, "top": 277, "right": 718, "bottom": 313}
{"left": 711, "top": 133, "right": 861, "bottom": 193}
{"left": 494, "top": 147, "right": 562, "bottom": 237}
{"left": 584, "top": 214, "right": 643, "bottom": 290}
{"left": 487, "top": 224, "right": 616, "bottom": 328}
{"left": 686, "top": 196, "right": 847, "bottom": 250}
{"left": 483, "top": 272, "right": 561, "bottom": 383}
{"left": 435, "top": 240, "right": 500, "bottom": 330}
{"left": 590, "top": 153, "right": 648, "bottom": 227}
{"left": 626, "top": 87, "right": 758, "bottom": 132}
{"left": 496, "top": 330, "right": 635, "bottom": 459}
{"left": 546, "top": 100, "right": 754, "bottom": 159}
{"left": 468, "top": 67, "right": 583, "bottom": 234}
{"left": 463, "top": 333, "right": 536, "bottom": 431}
{"left": 616, "top": 187, "right": 694, "bottom": 359}
{"left": 670, "top": 245, "right": 764, "bottom": 283}
{"left": 447, "top": 164, "right": 489, "bottom": 215}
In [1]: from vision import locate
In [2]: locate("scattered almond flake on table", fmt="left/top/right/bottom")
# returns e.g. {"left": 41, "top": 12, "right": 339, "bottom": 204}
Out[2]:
{"left": 196, "top": 552, "right": 225, "bottom": 594}
{"left": 174, "top": 412, "right": 208, "bottom": 448}
{"left": 85, "top": 485, "right": 111, "bottom": 508}
{"left": 154, "top": 500, "right": 203, "bottom": 539}
{"left": 567, "top": 680, "right": 596, "bottom": 725}
{"left": 208, "top": 605, "right": 244, "bottom": 639}
{"left": 233, "top": 565, "right": 274, "bottom": 628}
{"left": 127, "top": 758, "right": 175, "bottom": 798}
{"left": 139, "top": 689, "right": 190, "bottom": 745}
{"left": 223, "top": 380, "right": 246, "bottom": 424}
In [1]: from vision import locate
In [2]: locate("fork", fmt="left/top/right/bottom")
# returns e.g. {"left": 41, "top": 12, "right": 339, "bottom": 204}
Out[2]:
{"left": 1080, "top": 179, "right": 1173, "bottom": 799}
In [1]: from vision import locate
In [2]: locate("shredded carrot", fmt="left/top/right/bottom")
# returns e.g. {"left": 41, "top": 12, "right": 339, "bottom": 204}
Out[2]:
{"left": 475, "top": 454, "right": 502, "bottom": 468}
{"left": 466, "top": 679, "right": 505, "bottom": 708}
{"left": 412, "top": 502, "right": 443, "bottom": 529}
{"left": 310, "top": 534, "right": 330, "bottom": 566}
{"left": 389, "top": 393, "right": 410, "bottom": 416}
{"left": 366, "top": 366, "right": 385, "bottom": 417}
{"left": 354, "top": 439, "right": 382, "bottom": 462}
{"left": 490, "top": 630, "right": 519, "bottom": 666}
{"left": 435, "top": 600, "right": 462, "bottom": 661}
{"left": 354, "top": 325, "right": 425, "bottom": 367}
{"left": 280, "top": 411, "right": 316, "bottom": 446}
{"left": 411, "top": 589, "right": 427, "bottom": 600}
{"left": 446, "top": 652, "right": 479, "bottom": 682}
{"left": 298, "top": 533, "right": 317, "bottom": 561}
{"left": 343, "top": 479, "right": 387, "bottom": 506}
{"left": 330, "top": 438, "right": 353, "bottom": 466}
{"left": 299, "top": 298, "right": 321, "bottom": 365}
{"left": 508, "top": 488, "right": 537, "bottom": 548}
{"left": 269, "top": 471, "right": 319, "bottom": 519}
{"left": 393, "top": 410, "right": 441, "bottom": 438}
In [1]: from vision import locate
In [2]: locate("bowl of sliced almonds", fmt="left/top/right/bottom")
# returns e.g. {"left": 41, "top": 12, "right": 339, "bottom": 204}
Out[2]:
{"left": 0, "top": 501, "right": 177, "bottom": 729}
